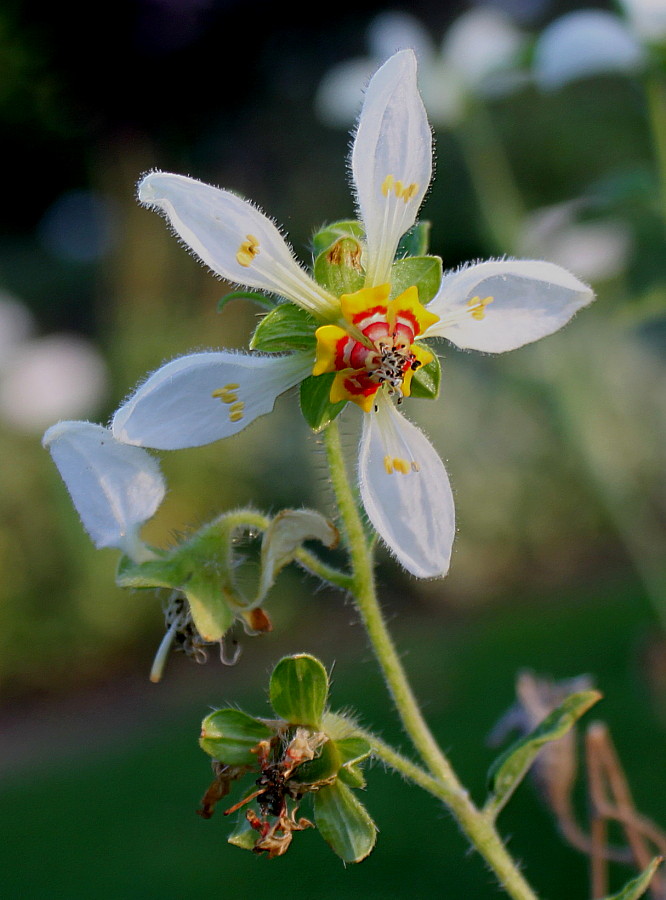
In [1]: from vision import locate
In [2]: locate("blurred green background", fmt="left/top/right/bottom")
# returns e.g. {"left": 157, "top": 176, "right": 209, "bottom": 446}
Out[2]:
{"left": 1, "top": 0, "right": 665, "bottom": 896}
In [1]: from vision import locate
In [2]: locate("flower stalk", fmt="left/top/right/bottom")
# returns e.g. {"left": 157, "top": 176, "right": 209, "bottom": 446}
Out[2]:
{"left": 323, "top": 419, "right": 539, "bottom": 900}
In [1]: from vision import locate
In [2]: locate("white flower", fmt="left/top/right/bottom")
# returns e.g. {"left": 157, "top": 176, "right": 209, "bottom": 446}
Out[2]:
{"left": 43, "top": 420, "right": 165, "bottom": 561}
{"left": 113, "top": 50, "right": 594, "bottom": 579}
{"left": 314, "top": 9, "right": 526, "bottom": 130}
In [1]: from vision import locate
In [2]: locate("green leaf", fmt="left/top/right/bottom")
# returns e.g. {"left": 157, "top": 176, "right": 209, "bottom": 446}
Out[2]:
{"left": 269, "top": 654, "right": 329, "bottom": 727}
{"left": 409, "top": 351, "right": 441, "bottom": 400}
{"left": 390, "top": 256, "right": 442, "bottom": 305}
{"left": 602, "top": 857, "right": 663, "bottom": 900}
{"left": 312, "top": 220, "right": 364, "bottom": 257}
{"left": 485, "top": 689, "right": 602, "bottom": 817}
{"left": 300, "top": 373, "right": 347, "bottom": 432}
{"left": 314, "top": 780, "right": 377, "bottom": 863}
{"left": 217, "top": 290, "right": 277, "bottom": 313}
{"left": 397, "top": 221, "right": 431, "bottom": 257}
{"left": 199, "top": 708, "right": 273, "bottom": 765}
{"left": 313, "top": 237, "right": 365, "bottom": 297}
{"left": 250, "top": 303, "right": 318, "bottom": 353}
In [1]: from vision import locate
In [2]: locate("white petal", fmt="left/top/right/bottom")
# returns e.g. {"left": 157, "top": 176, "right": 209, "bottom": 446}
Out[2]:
{"left": 351, "top": 50, "right": 433, "bottom": 286}
{"left": 533, "top": 11, "right": 644, "bottom": 90}
{"left": 358, "top": 398, "right": 455, "bottom": 578}
{"left": 425, "top": 259, "right": 595, "bottom": 352}
{"left": 112, "top": 351, "right": 313, "bottom": 450}
{"left": 138, "top": 172, "right": 338, "bottom": 317}
{"left": 43, "top": 420, "right": 165, "bottom": 555}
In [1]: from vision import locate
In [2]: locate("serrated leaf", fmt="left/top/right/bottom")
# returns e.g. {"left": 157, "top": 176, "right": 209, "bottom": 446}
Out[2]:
{"left": 602, "top": 857, "right": 663, "bottom": 900}
{"left": 217, "top": 290, "right": 277, "bottom": 313}
{"left": 269, "top": 654, "right": 329, "bottom": 727}
{"left": 485, "top": 689, "right": 602, "bottom": 817}
{"left": 397, "top": 221, "right": 431, "bottom": 257}
{"left": 200, "top": 708, "right": 273, "bottom": 765}
{"left": 409, "top": 351, "right": 441, "bottom": 400}
{"left": 314, "top": 780, "right": 377, "bottom": 863}
{"left": 250, "top": 303, "right": 318, "bottom": 353}
{"left": 300, "top": 373, "right": 347, "bottom": 432}
{"left": 313, "top": 237, "right": 365, "bottom": 297}
{"left": 390, "top": 256, "right": 442, "bottom": 305}
{"left": 312, "top": 220, "right": 364, "bottom": 257}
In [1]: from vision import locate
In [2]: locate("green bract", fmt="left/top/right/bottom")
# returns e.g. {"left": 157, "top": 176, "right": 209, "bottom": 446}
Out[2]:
{"left": 197, "top": 653, "right": 376, "bottom": 862}
{"left": 269, "top": 653, "right": 329, "bottom": 727}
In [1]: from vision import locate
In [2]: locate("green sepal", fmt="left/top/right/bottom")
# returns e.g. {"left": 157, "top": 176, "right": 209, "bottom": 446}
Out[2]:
{"left": 227, "top": 814, "right": 259, "bottom": 852}
{"left": 390, "top": 256, "right": 442, "bottom": 305}
{"left": 199, "top": 708, "right": 274, "bottom": 765}
{"left": 116, "top": 553, "right": 235, "bottom": 642}
{"left": 300, "top": 373, "right": 347, "bottom": 432}
{"left": 291, "top": 738, "right": 340, "bottom": 785}
{"left": 312, "top": 220, "right": 364, "bottom": 257}
{"left": 313, "top": 780, "right": 377, "bottom": 863}
{"left": 269, "top": 654, "right": 329, "bottom": 727}
{"left": 337, "top": 764, "right": 366, "bottom": 789}
{"left": 335, "top": 737, "right": 372, "bottom": 768}
{"left": 397, "top": 221, "right": 430, "bottom": 257}
{"left": 250, "top": 303, "right": 318, "bottom": 353}
{"left": 217, "top": 290, "right": 277, "bottom": 313}
{"left": 485, "top": 689, "right": 602, "bottom": 817}
{"left": 409, "top": 351, "right": 441, "bottom": 400}
{"left": 313, "top": 237, "right": 365, "bottom": 297}
{"left": 601, "top": 858, "right": 663, "bottom": 900}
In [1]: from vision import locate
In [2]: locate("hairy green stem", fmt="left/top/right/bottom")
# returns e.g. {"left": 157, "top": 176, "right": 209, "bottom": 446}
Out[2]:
{"left": 323, "top": 420, "right": 539, "bottom": 900}
{"left": 645, "top": 69, "right": 666, "bottom": 235}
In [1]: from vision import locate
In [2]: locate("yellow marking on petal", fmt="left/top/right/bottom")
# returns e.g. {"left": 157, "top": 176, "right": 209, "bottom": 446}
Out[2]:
{"left": 388, "top": 286, "right": 440, "bottom": 336}
{"left": 467, "top": 295, "right": 494, "bottom": 320}
{"left": 330, "top": 371, "right": 376, "bottom": 411}
{"left": 340, "top": 284, "right": 391, "bottom": 326}
{"left": 401, "top": 343, "right": 434, "bottom": 398}
{"left": 313, "top": 324, "right": 348, "bottom": 376}
{"left": 384, "top": 455, "right": 412, "bottom": 475}
{"left": 236, "top": 234, "right": 260, "bottom": 267}
{"left": 229, "top": 411, "right": 244, "bottom": 422}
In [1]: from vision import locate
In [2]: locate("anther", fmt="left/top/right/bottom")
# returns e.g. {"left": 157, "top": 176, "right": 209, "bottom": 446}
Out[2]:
{"left": 236, "top": 234, "right": 260, "bottom": 267}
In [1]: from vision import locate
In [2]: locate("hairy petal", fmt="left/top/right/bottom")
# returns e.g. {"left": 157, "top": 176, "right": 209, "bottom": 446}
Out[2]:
{"left": 138, "top": 172, "right": 338, "bottom": 317}
{"left": 113, "top": 351, "right": 313, "bottom": 450}
{"left": 43, "top": 420, "right": 165, "bottom": 557}
{"left": 358, "top": 397, "right": 455, "bottom": 578}
{"left": 425, "top": 259, "right": 594, "bottom": 352}
{"left": 351, "top": 50, "right": 432, "bottom": 287}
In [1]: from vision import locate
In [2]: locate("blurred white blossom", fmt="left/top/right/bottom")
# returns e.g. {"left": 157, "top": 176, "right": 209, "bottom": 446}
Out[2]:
{"left": 315, "top": 9, "right": 526, "bottom": 129}
{"left": 533, "top": 9, "right": 645, "bottom": 89}
{"left": 0, "top": 293, "right": 108, "bottom": 433}
{"left": 517, "top": 201, "right": 633, "bottom": 282}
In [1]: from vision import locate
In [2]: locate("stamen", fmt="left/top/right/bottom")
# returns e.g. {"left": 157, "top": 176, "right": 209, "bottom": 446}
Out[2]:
{"left": 212, "top": 383, "right": 241, "bottom": 403}
{"left": 236, "top": 234, "right": 260, "bottom": 267}
{"left": 384, "top": 455, "right": 412, "bottom": 475}
{"left": 229, "top": 401, "right": 245, "bottom": 422}
{"left": 467, "top": 295, "right": 494, "bottom": 321}
{"left": 381, "top": 174, "right": 419, "bottom": 203}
